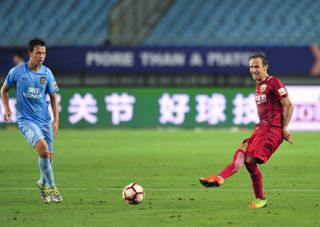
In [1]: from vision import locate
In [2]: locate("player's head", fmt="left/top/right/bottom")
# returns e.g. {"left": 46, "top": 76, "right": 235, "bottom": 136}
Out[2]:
{"left": 249, "top": 53, "right": 269, "bottom": 82}
{"left": 13, "top": 51, "right": 24, "bottom": 66}
{"left": 28, "top": 37, "right": 46, "bottom": 66}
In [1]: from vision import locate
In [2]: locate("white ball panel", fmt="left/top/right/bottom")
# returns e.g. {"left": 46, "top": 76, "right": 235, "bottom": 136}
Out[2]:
{"left": 134, "top": 193, "right": 144, "bottom": 203}
{"left": 133, "top": 184, "right": 144, "bottom": 193}
{"left": 124, "top": 188, "right": 136, "bottom": 200}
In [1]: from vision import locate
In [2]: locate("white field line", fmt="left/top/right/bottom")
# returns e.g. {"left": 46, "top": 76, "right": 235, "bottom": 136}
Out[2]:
{"left": 0, "top": 187, "right": 319, "bottom": 192}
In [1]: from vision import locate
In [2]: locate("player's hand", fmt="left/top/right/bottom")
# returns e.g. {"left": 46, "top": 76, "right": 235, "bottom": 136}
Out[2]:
{"left": 282, "top": 127, "right": 293, "bottom": 144}
{"left": 4, "top": 110, "right": 11, "bottom": 121}
{"left": 52, "top": 121, "right": 59, "bottom": 137}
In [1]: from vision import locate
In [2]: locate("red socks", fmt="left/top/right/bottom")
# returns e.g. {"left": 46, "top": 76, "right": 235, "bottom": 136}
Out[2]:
{"left": 245, "top": 162, "right": 265, "bottom": 200}
{"left": 218, "top": 149, "right": 245, "bottom": 179}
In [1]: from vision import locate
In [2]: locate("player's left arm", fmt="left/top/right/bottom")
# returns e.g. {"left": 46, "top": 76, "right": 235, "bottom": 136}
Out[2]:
{"left": 49, "top": 92, "right": 59, "bottom": 137}
{"left": 280, "top": 96, "right": 294, "bottom": 144}
{"left": 47, "top": 68, "right": 59, "bottom": 137}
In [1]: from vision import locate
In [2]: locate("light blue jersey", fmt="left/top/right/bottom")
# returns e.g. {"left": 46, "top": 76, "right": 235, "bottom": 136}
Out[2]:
{"left": 5, "top": 62, "right": 59, "bottom": 125}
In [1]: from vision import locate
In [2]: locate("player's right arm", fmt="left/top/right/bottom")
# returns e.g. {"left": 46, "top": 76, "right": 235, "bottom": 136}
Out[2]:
{"left": 1, "top": 67, "right": 17, "bottom": 121}
{"left": 1, "top": 82, "right": 12, "bottom": 121}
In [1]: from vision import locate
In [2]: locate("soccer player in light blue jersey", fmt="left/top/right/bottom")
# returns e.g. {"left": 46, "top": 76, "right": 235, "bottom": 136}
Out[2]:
{"left": 1, "top": 38, "right": 62, "bottom": 203}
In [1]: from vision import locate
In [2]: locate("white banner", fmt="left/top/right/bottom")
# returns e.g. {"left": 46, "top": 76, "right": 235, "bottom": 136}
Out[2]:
{"left": 287, "top": 86, "right": 320, "bottom": 131}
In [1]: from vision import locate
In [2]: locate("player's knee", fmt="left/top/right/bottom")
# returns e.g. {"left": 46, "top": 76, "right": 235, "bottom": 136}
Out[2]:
{"left": 239, "top": 142, "right": 248, "bottom": 152}
{"left": 35, "top": 143, "right": 50, "bottom": 158}
{"left": 39, "top": 151, "right": 50, "bottom": 158}
{"left": 234, "top": 153, "right": 245, "bottom": 172}
{"left": 39, "top": 149, "right": 50, "bottom": 158}
{"left": 35, "top": 139, "right": 50, "bottom": 158}
{"left": 244, "top": 156, "right": 255, "bottom": 163}
{"left": 233, "top": 162, "right": 243, "bottom": 172}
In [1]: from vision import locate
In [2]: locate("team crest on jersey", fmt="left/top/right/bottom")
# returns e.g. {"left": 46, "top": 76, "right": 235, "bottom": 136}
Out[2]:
{"left": 40, "top": 77, "right": 47, "bottom": 84}
{"left": 260, "top": 84, "right": 267, "bottom": 92}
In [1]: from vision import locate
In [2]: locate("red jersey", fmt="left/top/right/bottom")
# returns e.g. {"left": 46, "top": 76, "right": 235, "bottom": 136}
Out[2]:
{"left": 255, "top": 76, "right": 288, "bottom": 127}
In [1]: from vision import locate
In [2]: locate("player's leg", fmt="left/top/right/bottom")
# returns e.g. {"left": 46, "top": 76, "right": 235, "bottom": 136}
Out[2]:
{"left": 35, "top": 139, "right": 62, "bottom": 203}
{"left": 245, "top": 126, "right": 283, "bottom": 208}
{"left": 38, "top": 151, "right": 53, "bottom": 187}
{"left": 245, "top": 156, "right": 267, "bottom": 208}
{"left": 37, "top": 158, "right": 51, "bottom": 204}
{"left": 39, "top": 124, "right": 54, "bottom": 187}
{"left": 17, "top": 120, "right": 51, "bottom": 203}
{"left": 41, "top": 122, "right": 63, "bottom": 203}
{"left": 35, "top": 139, "right": 54, "bottom": 203}
{"left": 199, "top": 142, "right": 247, "bottom": 187}
{"left": 35, "top": 139, "right": 55, "bottom": 187}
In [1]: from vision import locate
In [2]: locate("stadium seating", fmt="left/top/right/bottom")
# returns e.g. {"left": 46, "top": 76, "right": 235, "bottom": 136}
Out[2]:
{"left": 145, "top": 0, "right": 320, "bottom": 46}
{"left": 0, "top": 0, "right": 117, "bottom": 46}
{"left": 1, "top": 0, "right": 320, "bottom": 46}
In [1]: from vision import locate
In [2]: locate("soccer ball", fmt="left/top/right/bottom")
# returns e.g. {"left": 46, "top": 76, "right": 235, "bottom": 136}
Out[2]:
{"left": 122, "top": 183, "right": 145, "bottom": 205}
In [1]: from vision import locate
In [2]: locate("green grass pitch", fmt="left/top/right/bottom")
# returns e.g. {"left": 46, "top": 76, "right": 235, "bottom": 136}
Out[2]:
{"left": 0, "top": 129, "right": 319, "bottom": 226}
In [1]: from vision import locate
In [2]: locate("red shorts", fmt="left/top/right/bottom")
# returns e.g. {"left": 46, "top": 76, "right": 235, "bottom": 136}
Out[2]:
{"left": 243, "top": 124, "right": 283, "bottom": 164}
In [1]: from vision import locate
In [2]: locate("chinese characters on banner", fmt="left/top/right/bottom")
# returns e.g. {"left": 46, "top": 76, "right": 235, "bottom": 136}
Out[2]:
{"left": 195, "top": 94, "right": 227, "bottom": 124}
{"left": 105, "top": 93, "right": 135, "bottom": 125}
{"left": 159, "top": 93, "right": 189, "bottom": 125}
{"left": 68, "top": 93, "right": 98, "bottom": 124}
{"left": 2, "top": 87, "right": 319, "bottom": 130}
{"left": 232, "top": 93, "right": 259, "bottom": 125}
{"left": 0, "top": 92, "right": 258, "bottom": 125}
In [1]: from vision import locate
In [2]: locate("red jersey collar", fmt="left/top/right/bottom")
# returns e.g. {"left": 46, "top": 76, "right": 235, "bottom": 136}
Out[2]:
{"left": 257, "top": 75, "right": 272, "bottom": 85}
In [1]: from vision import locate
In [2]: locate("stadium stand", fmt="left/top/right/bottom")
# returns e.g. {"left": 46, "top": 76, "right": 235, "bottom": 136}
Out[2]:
{"left": 1, "top": 0, "right": 320, "bottom": 87}
{"left": 109, "top": 0, "right": 173, "bottom": 45}
{"left": 1, "top": 0, "right": 320, "bottom": 46}
{"left": 145, "top": 0, "right": 320, "bottom": 46}
{"left": 0, "top": 0, "right": 117, "bottom": 46}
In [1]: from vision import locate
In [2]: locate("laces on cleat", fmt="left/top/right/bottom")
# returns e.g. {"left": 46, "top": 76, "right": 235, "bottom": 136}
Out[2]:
{"left": 37, "top": 181, "right": 50, "bottom": 203}
{"left": 49, "top": 187, "right": 63, "bottom": 203}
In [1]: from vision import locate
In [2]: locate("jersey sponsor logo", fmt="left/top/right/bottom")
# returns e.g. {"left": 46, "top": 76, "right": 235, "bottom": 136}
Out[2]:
{"left": 256, "top": 94, "right": 267, "bottom": 105}
{"left": 260, "top": 84, "right": 267, "bottom": 92}
{"left": 40, "top": 77, "right": 47, "bottom": 84}
{"left": 278, "top": 87, "right": 287, "bottom": 96}
{"left": 23, "top": 87, "right": 42, "bottom": 99}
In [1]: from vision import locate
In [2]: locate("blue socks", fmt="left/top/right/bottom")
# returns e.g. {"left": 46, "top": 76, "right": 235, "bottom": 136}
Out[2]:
{"left": 38, "top": 158, "right": 53, "bottom": 186}
{"left": 38, "top": 157, "right": 55, "bottom": 188}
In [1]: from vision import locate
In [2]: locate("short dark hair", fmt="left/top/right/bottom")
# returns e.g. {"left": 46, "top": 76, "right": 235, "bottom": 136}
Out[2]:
{"left": 13, "top": 51, "right": 24, "bottom": 59}
{"left": 249, "top": 53, "right": 268, "bottom": 66}
{"left": 28, "top": 37, "right": 46, "bottom": 52}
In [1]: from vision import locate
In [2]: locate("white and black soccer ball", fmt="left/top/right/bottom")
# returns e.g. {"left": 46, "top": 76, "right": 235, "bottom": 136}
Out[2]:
{"left": 122, "top": 183, "right": 145, "bottom": 205}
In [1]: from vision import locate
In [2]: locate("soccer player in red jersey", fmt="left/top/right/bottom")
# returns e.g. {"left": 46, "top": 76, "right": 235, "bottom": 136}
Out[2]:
{"left": 199, "top": 54, "right": 294, "bottom": 208}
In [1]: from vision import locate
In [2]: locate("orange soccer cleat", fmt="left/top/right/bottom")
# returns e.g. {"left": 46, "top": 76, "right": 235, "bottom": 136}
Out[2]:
{"left": 199, "top": 175, "right": 224, "bottom": 188}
